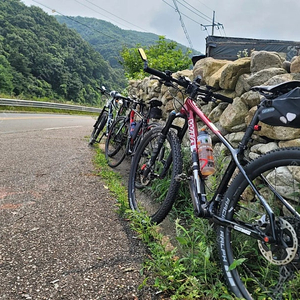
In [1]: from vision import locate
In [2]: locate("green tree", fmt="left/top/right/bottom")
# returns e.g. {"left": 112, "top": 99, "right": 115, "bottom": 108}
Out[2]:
{"left": 0, "top": 0, "right": 126, "bottom": 103}
{"left": 120, "top": 36, "right": 192, "bottom": 79}
{"left": 0, "top": 55, "right": 13, "bottom": 93}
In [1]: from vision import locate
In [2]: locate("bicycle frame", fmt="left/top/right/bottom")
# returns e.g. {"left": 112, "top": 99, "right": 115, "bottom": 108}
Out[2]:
{"left": 127, "top": 101, "right": 149, "bottom": 153}
{"left": 156, "top": 96, "right": 282, "bottom": 243}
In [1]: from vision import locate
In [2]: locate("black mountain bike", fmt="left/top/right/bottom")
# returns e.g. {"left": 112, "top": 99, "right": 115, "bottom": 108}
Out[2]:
{"left": 105, "top": 97, "right": 162, "bottom": 168}
{"left": 128, "top": 48, "right": 300, "bottom": 300}
{"left": 89, "top": 86, "right": 129, "bottom": 146}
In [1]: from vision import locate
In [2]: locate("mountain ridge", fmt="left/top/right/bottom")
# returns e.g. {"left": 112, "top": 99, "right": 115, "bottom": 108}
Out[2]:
{"left": 55, "top": 15, "right": 201, "bottom": 68}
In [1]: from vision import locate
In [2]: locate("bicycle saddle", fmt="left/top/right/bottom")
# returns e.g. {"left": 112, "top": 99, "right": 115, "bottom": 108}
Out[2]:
{"left": 251, "top": 80, "right": 300, "bottom": 95}
{"left": 148, "top": 98, "right": 163, "bottom": 108}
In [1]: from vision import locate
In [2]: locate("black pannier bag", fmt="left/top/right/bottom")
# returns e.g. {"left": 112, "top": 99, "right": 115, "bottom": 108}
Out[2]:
{"left": 258, "top": 87, "right": 300, "bottom": 128}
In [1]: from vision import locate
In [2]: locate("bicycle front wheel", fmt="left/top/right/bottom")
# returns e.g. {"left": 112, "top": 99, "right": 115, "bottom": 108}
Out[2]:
{"left": 128, "top": 126, "right": 183, "bottom": 224}
{"left": 105, "top": 116, "right": 127, "bottom": 168}
{"left": 218, "top": 147, "right": 300, "bottom": 300}
{"left": 89, "top": 112, "right": 108, "bottom": 145}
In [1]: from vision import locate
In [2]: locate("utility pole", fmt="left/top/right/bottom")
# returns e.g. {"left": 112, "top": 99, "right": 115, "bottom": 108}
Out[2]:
{"left": 212, "top": 11, "right": 215, "bottom": 36}
{"left": 201, "top": 11, "right": 223, "bottom": 36}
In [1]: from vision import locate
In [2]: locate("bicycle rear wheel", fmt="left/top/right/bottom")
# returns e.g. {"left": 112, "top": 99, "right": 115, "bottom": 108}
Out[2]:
{"left": 105, "top": 116, "right": 127, "bottom": 168}
{"left": 218, "top": 147, "right": 300, "bottom": 300}
{"left": 89, "top": 112, "right": 108, "bottom": 145}
{"left": 128, "top": 126, "right": 183, "bottom": 224}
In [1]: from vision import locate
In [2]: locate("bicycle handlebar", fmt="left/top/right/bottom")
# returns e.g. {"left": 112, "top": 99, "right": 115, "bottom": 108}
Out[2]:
{"left": 139, "top": 48, "right": 232, "bottom": 104}
{"left": 212, "top": 92, "right": 233, "bottom": 103}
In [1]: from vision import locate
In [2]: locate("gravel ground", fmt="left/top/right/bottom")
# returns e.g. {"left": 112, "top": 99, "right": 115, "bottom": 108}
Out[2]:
{"left": 0, "top": 115, "right": 164, "bottom": 300}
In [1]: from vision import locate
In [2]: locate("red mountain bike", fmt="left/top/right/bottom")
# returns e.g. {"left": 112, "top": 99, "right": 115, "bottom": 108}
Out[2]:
{"left": 128, "top": 48, "right": 300, "bottom": 300}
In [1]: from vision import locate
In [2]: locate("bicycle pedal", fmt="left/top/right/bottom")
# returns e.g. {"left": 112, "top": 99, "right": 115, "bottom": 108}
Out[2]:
{"left": 175, "top": 173, "right": 188, "bottom": 182}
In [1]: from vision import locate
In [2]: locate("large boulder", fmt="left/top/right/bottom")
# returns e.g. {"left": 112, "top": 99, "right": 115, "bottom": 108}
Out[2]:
{"left": 240, "top": 90, "right": 261, "bottom": 108}
{"left": 264, "top": 73, "right": 295, "bottom": 86}
{"left": 193, "top": 57, "right": 228, "bottom": 85}
{"left": 219, "top": 97, "right": 249, "bottom": 131}
{"left": 247, "top": 67, "right": 287, "bottom": 87}
{"left": 250, "top": 51, "right": 285, "bottom": 73}
{"left": 235, "top": 74, "right": 251, "bottom": 96}
{"left": 219, "top": 57, "right": 251, "bottom": 90}
{"left": 290, "top": 56, "right": 300, "bottom": 73}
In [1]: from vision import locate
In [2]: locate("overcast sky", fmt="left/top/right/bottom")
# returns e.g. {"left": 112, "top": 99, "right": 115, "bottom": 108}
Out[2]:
{"left": 21, "top": 0, "right": 300, "bottom": 53}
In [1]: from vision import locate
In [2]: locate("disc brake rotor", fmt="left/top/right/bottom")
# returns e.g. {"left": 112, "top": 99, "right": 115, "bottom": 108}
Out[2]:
{"left": 258, "top": 218, "right": 298, "bottom": 265}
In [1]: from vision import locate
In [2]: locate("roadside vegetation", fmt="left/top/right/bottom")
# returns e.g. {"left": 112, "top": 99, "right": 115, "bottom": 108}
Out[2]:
{"left": 0, "top": 1, "right": 195, "bottom": 107}
{"left": 93, "top": 148, "right": 237, "bottom": 299}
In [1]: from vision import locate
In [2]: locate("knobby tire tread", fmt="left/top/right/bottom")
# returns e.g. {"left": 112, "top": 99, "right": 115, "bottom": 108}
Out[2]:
{"left": 105, "top": 116, "right": 127, "bottom": 168}
{"left": 128, "top": 126, "right": 183, "bottom": 224}
{"left": 89, "top": 112, "right": 108, "bottom": 145}
{"left": 217, "top": 147, "right": 300, "bottom": 300}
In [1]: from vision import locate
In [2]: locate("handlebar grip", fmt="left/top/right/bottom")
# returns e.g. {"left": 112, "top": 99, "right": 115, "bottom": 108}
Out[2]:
{"left": 115, "top": 94, "right": 130, "bottom": 101}
{"left": 144, "top": 66, "right": 169, "bottom": 81}
{"left": 213, "top": 93, "right": 233, "bottom": 103}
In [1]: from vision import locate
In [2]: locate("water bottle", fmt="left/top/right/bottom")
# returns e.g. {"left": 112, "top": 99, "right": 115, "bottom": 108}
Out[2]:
{"left": 197, "top": 129, "right": 215, "bottom": 176}
{"left": 130, "top": 121, "right": 136, "bottom": 137}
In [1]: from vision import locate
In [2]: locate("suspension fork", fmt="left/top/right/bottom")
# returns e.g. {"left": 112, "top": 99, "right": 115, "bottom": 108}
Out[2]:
{"left": 94, "top": 107, "right": 108, "bottom": 127}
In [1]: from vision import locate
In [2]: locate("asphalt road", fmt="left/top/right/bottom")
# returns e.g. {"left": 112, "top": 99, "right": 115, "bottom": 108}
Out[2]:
{"left": 0, "top": 113, "right": 157, "bottom": 300}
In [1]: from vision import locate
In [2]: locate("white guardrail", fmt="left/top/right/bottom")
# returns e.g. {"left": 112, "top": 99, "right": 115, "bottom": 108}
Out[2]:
{"left": 0, "top": 98, "right": 102, "bottom": 113}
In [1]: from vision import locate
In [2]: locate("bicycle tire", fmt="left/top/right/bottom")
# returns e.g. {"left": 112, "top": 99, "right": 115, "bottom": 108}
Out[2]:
{"left": 89, "top": 112, "right": 108, "bottom": 145}
{"left": 217, "top": 147, "right": 300, "bottom": 300}
{"left": 105, "top": 116, "right": 127, "bottom": 168}
{"left": 131, "top": 122, "right": 160, "bottom": 189}
{"left": 128, "top": 126, "right": 183, "bottom": 224}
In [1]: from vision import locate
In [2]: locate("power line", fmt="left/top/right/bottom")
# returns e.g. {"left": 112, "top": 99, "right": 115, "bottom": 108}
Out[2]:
{"left": 162, "top": 0, "right": 203, "bottom": 26}
{"left": 172, "top": 0, "right": 193, "bottom": 49}
{"left": 201, "top": 11, "right": 224, "bottom": 36}
{"left": 193, "top": 0, "right": 214, "bottom": 12}
{"left": 80, "top": 0, "right": 148, "bottom": 32}
{"left": 164, "top": 0, "right": 225, "bottom": 37}
{"left": 31, "top": 0, "right": 121, "bottom": 41}
{"left": 179, "top": 0, "right": 213, "bottom": 22}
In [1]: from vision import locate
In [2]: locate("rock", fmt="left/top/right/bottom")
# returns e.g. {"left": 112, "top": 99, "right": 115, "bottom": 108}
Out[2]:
{"left": 208, "top": 102, "right": 229, "bottom": 122}
{"left": 290, "top": 56, "right": 300, "bottom": 73}
{"left": 235, "top": 74, "right": 251, "bottom": 96}
{"left": 193, "top": 57, "right": 228, "bottom": 85}
{"left": 251, "top": 51, "right": 285, "bottom": 73}
{"left": 219, "top": 57, "right": 251, "bottom": 90}
{"left": 250, "top": 142, "right": 279, "bottom": 154}
{"left": 207, "top": 63, "right": 228, "bottom": 89}
{"left": 240, "top": 90, "right": 261, "bottom": 108}
{"left": 219, "top": 97, "right": 249, "bottom": 131}
{"left": 247, "top": 67, "right": 287, "bottom": 87}
{"left": 264, "top": 73, "right": 294, "bottom": 86}
{"left": 279, "top": 139, "right": 300, "bottom": 147}
{"left": 282, "top": 61, "right": 291, "bottom": 73}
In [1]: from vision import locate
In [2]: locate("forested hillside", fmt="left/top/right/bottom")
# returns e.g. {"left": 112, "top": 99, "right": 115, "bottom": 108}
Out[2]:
{"left": 55, "top": 16, "right": 161, "bottom": 68}
{"left": 55, "top": 16, "right": 200, "bottom": 69}
{"left": 0, "top": 0, "right": 126, "bottom": 105}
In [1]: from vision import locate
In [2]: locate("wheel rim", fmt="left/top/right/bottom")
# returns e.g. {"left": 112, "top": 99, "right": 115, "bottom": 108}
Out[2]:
{"left": 222, "top": 160, "right": 300, "bottom": 299}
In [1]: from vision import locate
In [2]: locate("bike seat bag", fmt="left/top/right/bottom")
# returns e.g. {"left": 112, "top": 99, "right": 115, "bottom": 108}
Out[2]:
{"left": 148, "top": 98, "right": 163, "bottom": 119}
{"left": 258, "top": 87, "right": 300, "bottom": 128}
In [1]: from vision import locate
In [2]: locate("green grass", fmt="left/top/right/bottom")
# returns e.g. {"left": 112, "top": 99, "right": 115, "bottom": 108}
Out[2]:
{"left": 94, "top": 145, "right": 300, "bottom": 299}
{"left": 93, "top": 147, "right": 237, "bottom": 299}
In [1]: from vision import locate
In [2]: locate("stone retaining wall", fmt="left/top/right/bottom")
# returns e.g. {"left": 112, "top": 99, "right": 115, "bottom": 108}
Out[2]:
{"left": 128, "top": 51, "right": 300, "bottom": 158}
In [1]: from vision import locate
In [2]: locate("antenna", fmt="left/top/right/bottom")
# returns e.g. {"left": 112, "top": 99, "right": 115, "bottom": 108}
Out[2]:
{"left": 172, "top": 0, "right": 193, "bottom": 49}
{"left": 201, "top": 11, "right": 223, "bottom": 36}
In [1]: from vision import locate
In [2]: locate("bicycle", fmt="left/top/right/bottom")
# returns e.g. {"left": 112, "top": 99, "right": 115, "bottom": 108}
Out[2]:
{"left": 128, "top": 48, "right": 300, "bottom": 300}
{"left": 105, "top": 96, "right": 162, "bottom": 168}
{"left": 89, "top": 86, "right": 129, "bottom": 146}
